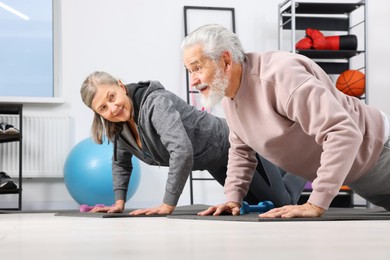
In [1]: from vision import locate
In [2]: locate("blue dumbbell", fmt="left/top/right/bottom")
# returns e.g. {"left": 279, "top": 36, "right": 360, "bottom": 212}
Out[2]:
{"left": 240, "top": 201, "right": 274, "bottom": 215}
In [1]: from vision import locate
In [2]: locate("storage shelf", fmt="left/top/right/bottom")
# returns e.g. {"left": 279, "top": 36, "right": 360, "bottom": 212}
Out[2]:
{"left": 282, "top": 16, "right": 350, "bottom": 31}
{"left": 0, "top": 103, "right": 23, "bottom": 210}
{"left": 279, "top": 0, "right": 366, "bottom": 74}
{"left": 282, "top": 2, "right": 364, "bottom": 15}
{"left": 0, "top": 133, "right": 21, "bottom": 143}
{"left": 0, "top": 105, "right": 22, "bottom": 114}
{"left": 0, "top": 188, "right": 21, "bottom": 194}
{"left": 281, "top": 2, "right": 365, "bottom": 31}
{"left": 296, "top": 50, "right": 363, "bottom": 59}
{"left": 296, "top": 50, "right": 364, "bottom": 74}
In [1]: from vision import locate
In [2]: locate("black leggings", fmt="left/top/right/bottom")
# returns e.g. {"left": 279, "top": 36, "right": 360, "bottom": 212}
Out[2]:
{"left": 207, "top": 155, "right": 306, "bottom": 207}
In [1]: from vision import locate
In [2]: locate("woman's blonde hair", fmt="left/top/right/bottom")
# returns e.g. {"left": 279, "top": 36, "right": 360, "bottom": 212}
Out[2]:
{"left": 80, "top": 71, "right": 126, "bottom": 144}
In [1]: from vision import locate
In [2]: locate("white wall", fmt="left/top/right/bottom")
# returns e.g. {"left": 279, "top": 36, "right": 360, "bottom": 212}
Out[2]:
{"left": 3, "top": 0, "right": 389, "bottom": 210}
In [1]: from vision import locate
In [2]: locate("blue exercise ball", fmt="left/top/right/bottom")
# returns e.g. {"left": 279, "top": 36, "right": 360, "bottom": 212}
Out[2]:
{"left": 64, "top": 137, "right": 141, "bottom": 206}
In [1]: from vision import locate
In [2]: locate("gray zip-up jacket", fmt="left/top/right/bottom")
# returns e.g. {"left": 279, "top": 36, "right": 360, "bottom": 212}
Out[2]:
{"left": 112, "top": 81, "right": 229, "bottom": 206}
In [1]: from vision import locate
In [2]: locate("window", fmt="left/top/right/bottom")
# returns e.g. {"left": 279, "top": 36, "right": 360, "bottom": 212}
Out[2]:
{"left": 0, "top": 0, "right": 59, "bottom": 102}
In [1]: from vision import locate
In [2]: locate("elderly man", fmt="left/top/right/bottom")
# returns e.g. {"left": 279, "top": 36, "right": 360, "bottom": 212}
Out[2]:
{"left": 182, "top": 24, "right": 390, "bottom": 218}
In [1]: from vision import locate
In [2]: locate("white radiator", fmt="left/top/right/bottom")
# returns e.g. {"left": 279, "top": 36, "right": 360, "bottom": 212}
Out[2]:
{"left": 0, "top": 114, "right": 70, "bottom": 178}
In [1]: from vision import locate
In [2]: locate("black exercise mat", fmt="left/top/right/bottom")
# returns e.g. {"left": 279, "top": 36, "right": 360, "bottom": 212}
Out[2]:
{"left": 54, "top": 212, "right": 163, "bottom": 218}
{"left": 54, "top": 204, "right": 210, "bottom": 218}
{"left": 55, "top": 205, "right": 390, "bottom": 221}
{"left": 167, "top": 207, "right": 390, "bottom": 222}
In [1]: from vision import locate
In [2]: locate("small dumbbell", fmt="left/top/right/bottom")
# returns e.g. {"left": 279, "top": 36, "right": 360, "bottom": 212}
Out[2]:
{"left": 240, "top": 201, "right": 274, "bottom": 215}
{"left": 80, "top": 204, "right": 105, "bottom": 212}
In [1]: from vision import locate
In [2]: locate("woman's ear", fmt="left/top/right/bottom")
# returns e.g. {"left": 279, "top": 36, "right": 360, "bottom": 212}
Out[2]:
{"left": 118, "top": 80, "right": 127, "bottom": 93}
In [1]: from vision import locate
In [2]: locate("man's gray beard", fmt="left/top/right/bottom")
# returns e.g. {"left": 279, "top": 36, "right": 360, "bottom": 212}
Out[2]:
{"left": 201, "top": 69, "right": 229, "bottom": 109}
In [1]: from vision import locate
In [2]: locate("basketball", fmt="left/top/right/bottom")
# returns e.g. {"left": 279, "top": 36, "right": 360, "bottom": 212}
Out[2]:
{"left": 336, "top": 70, "right": 365, "bottom": 97}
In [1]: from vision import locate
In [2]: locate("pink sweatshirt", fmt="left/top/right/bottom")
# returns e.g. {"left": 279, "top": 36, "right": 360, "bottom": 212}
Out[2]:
{"left": 222, "top": 51, "right": 385, "bottom": 210}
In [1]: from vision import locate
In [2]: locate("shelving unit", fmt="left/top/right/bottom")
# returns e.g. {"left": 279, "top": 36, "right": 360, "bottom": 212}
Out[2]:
{"left": 278, "top": 0, "right": 367, "bottom": 101}
{"left": 0, "top": 104, "right": 23, "bottom": 210}
{"left": 278, "top": 0, "right": 367, "bottom": 208}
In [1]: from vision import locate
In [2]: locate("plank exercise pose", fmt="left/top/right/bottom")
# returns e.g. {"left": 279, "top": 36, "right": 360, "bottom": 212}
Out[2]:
{"left": 80, "top": 71, "right": 306, "bottom": 215}
{"left": 181, "top": 24, "right": 390, "bottom": 218}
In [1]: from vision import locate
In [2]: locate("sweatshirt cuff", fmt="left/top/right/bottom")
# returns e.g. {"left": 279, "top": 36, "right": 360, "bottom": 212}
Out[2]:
{"left": 307, "top": 189, "right": 336, "bottom": 210}
{"left": 225, "top": 191, "right": 244, "bottom": 205}
{"left": 115, "top": 189, "right": 127, "bottom": 202}
{"left": 163, "top": 190, "right": 180, "bottom": 207}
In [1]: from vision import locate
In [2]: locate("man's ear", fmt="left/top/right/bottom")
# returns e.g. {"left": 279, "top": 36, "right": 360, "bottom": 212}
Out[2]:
{"left": 222, "top": 51, "right": 233, "bottom": 71}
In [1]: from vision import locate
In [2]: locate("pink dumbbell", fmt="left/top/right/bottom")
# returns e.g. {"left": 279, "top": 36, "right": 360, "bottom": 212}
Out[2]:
{"left": 79, "top": 204, "right": 106, "bottom": 212}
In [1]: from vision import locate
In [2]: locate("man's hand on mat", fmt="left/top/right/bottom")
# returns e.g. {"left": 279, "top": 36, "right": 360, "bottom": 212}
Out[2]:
{"left": 259, "top": 202, "right": 325, "bottom": 218}
{"left": 129, "top": 203, "right": 175, "bottom": 216}
{"left": 197, "top": 201, "right": 241, "bottom": 216}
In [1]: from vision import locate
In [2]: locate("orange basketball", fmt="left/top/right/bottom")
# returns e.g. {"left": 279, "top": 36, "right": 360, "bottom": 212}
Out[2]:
{"left": 336, "top": 70, "right": 365, "bottom": 97}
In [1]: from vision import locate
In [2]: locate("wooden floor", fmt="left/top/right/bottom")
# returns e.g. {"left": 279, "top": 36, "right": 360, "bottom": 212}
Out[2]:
{"left": 1, "top": 212, "right": 390, "bottom": 259}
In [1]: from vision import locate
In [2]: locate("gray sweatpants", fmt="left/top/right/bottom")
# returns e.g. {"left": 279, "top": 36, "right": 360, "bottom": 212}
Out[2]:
{"left": 349, "top": 139, "right": 390, "bottom": 210}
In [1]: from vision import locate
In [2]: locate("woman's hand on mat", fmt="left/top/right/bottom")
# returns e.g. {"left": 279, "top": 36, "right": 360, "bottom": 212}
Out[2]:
{"left": 90, "top": 200, "right": 125, "bottom": 213}
{"left": 129, "top": 203, "right": 175, "bottom": 216}
{"left": 197, "top": 201, "right": 241, "bottom": 216}
{"left": 89, "top": 205, "right": 124, "bottom": 213}
{"left": 259, "top": 202, "right": 325, "bottom": 218}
